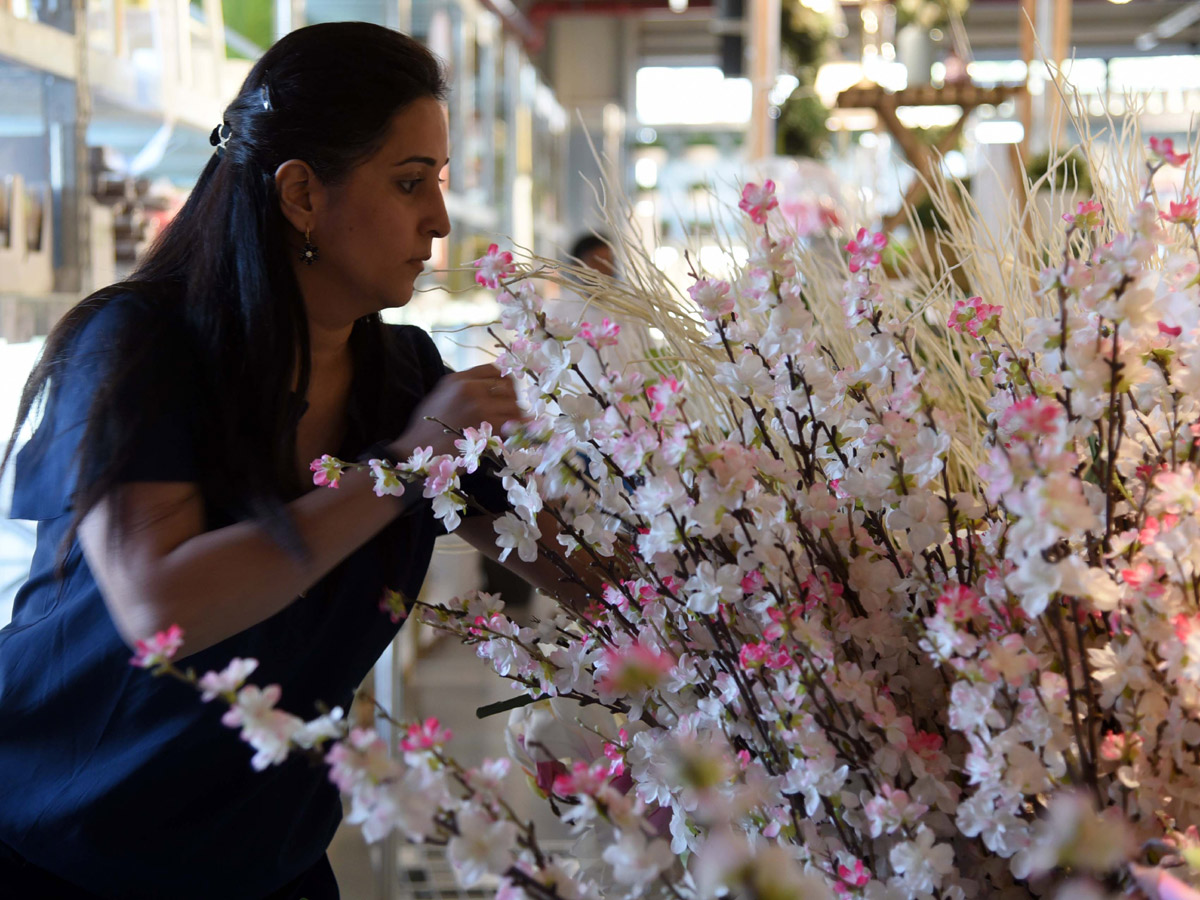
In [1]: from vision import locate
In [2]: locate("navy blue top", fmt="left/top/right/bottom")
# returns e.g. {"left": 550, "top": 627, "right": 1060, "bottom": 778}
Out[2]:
{"left": 0, "top": 297, "right": 500, "bottom": 898}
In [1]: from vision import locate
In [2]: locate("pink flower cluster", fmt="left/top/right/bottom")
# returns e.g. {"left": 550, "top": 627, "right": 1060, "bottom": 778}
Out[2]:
{"left": 472, "top": 242, "right": 516, "bottom": 289}
{"left": 738, "top": 179, "right": 779, "bottom": 225}
{"left": 844, "top": 227, "right": 887, "bottom": 273}
{"left": 948, "top": 295, "right": 1003, "bottom": 338}
{"left": 1150, "top": 135, "right": 1191, "bottom": 167}
{"left": 1063, "top": 198, "right": 1104, "bottom": 230}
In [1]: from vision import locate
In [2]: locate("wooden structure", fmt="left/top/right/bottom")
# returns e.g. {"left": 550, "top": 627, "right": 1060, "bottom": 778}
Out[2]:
{"left": 836, "top": 82, "right": 1027, "bottom": 229}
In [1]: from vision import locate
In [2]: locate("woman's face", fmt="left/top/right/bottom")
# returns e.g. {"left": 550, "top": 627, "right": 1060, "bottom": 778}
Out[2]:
{"left": 310, "top": 96, "right": 451, "bottom": 318}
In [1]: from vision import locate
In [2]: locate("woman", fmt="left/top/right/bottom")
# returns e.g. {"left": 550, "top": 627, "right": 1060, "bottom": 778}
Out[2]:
{"left": 0, "top": 22, "right": 568, "bottom": 899}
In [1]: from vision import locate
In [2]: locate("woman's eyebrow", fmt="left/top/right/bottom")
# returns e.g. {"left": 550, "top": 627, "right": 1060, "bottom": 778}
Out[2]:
{"left": 392, "top": 156, "right": 449, "bottom": 167}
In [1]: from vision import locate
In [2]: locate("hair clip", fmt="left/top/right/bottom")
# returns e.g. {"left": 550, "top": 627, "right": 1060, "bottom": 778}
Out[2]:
{"left": 209, "top": 123, "right": 233, "bottom": 157}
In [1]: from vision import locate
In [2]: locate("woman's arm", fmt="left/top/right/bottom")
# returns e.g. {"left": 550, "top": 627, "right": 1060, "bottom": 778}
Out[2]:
{"left": 454, "top": 508, "right": 610, "bottom": 614}
{"left": 80, "top": 363, "right": 522, "bottom": 658}
{"left": 81, "top": 470, "right": 408, "bottom": 658}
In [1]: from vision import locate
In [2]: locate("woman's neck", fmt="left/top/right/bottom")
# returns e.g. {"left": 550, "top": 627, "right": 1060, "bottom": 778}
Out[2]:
{"left": 307, "top": 317, "right": 354, "bottom": 371}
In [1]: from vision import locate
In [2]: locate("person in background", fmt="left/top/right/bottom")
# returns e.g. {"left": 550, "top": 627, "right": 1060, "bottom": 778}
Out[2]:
{"left": 570, "top": 232, "right": 617, "bottom": 276}
{"left": 0, "top": 22, "right": 583, "bottom": 900}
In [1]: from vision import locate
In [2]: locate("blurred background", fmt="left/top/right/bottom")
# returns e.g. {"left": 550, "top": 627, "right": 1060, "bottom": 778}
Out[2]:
{"left": 1, "top": 0, "right": 1198, "bottom": 895}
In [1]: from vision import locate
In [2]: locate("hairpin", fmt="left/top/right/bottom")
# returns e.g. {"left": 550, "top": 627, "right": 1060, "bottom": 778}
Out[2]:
{"left": 209, "top": 123, "right": 233, "bottom": 157}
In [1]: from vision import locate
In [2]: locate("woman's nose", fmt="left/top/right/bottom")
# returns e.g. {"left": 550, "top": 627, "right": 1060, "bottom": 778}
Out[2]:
{"left": 425, "top": 187, "right": 451, "bottom": 239}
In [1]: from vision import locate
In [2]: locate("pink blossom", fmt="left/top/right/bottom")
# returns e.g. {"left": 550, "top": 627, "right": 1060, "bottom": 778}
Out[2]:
{"left": 310, "top": 454, "right": 346, "bottom": 489}
{"left": 534, "top": 759, "right": 568, "bottom": 794}
{"left": 863, "top": 783, "right": 929, "bottom": 837}
{"left": 844, "top": 227, "right": 888, "bottom": 273}
{"left": 325, "top": 727, "right": 392, "bottom": 793}
{"left": 741, "top": 569, "right": 765, "bottom": 594}
{"left": 936, "top": 585, "right": 983, "bottom": 622}
{"left": 454, "top": 423, "right": 500, "bottom": 474}
{"left": 197, "top": 657, "right": 258, "bottom": 701}
{"left": 579, "top": 317, "right": 621, "bottom": 349}
{"left": 603, "top": 740, "right": 626, "bottom": 777}
{"left": 645, "top": 376, "right": 683, "bottom": 422}
{"left": 400, "top": 716, "right": 453, "bottom": 751}
{"left": 472, "top": 243, "right": 516, "bottom": 289}
{"left": 998, "top": 395, "right": 1061, "bottom": 439}
{"left": 781, "top": 198, "right": 840, "bottom": 236}
{"left": 130, "top": 624, "right": 184, "bottom": 668}
{"left": 1062, "top": 199, "right": 1104, "bottom": 230}
{"left": 739, "top": 180, "right": 779, "bottom": 225}
{"left": 1160, "top": 321, "right": 1184, "bottom": 337}
{"left": 379, "top": 587, "right": 408, "bottom": 624}
{"left": 596, "top": 642, "right": 675, "bottom": 696}
{"left": 1150, "top": 136, "right": 1191, "bottom": 167}
{"left": 1162, "top": 196, "right": 1199, "bottom": 225}
{"left": 1099, "top": 730, "right": 1142, "bottom": 762}
{"left": 948, "top": 296, "right": 1003, "bottom": 338}
{"left": 687, "top": 278, "right": 735, "bottom": 321}
{"left": 908, "top": 729, "right": 944, "bottom": 760}
{"left": 835, "top": 858, "right": 871, "bottom": 893}
{"left": 552, "top": 760, "right": 612, "bottom": 798}
{"left": 423, "top": 455, "right": 460, "bottom": 496}
{"left": 738, "top": 641, "right": 792, "bottom": 671}
{"left": 220, "top": 683, "right": 304, "bottom": 770}
{"left": 602, "top": 582, "right": 631, "bottom": 614}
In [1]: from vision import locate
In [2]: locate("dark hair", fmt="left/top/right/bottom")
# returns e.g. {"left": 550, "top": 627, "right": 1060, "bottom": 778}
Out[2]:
{"left": 570, "top": 233, "right": 612, "bottom": 262}
{"left": 3, "top": 22, "right": 447, "bottom": 555}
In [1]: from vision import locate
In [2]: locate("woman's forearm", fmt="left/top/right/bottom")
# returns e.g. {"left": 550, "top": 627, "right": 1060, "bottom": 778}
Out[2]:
{"left": 83, "top": 467, "right": 413, "bottom": 657}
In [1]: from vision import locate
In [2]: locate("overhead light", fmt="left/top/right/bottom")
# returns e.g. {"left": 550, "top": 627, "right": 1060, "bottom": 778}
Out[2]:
{"left": 827, "top": 108, "right": 879, "bottom": 131}
{"left": 669, "top": 0, "right": 688, "bottom": 11}
{"left": 896, "top": 104, "right": 962, "bottom": 129}
{"left": 635, "top": 157, "right": 659, "bottom": 189}
{"left": 814, "top": 61, "right": 865, "bottom": 107}
{"left": 975, "top": 121, "right": 1025, "bottom": 144}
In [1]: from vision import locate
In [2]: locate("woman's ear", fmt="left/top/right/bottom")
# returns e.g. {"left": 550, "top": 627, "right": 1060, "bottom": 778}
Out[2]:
{"left": 274, "top": 159, "right": 319, "bottom": 234}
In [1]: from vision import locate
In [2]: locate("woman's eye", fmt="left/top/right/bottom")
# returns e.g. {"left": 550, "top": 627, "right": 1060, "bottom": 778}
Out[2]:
{"left": 397, "top": 178, "right": 422, "bottom": 193}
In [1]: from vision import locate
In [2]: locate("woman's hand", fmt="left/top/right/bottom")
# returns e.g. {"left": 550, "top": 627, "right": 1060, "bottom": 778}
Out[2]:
{"left": 391, "top": 364, "right": 524, "bottom": 459}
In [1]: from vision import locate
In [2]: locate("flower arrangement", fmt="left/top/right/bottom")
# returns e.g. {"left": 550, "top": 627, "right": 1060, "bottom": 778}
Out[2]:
{"left": 135, "top": 132, "right": 1200, "bottom": 899}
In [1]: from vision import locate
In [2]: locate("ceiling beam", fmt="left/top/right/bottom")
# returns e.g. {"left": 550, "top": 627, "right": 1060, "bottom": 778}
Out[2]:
{"left": 1136, "top": 0, "right": 1200, "bottom": 50}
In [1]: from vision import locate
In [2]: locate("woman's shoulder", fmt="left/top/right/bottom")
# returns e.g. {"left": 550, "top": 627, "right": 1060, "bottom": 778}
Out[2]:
{"left": 69, "top": 284, "right": 184, "bottom": 350}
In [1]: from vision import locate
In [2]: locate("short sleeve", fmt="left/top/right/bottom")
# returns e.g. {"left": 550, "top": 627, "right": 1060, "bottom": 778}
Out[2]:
{"left": 10, "top": 297, "right": 200, "bottom": 521}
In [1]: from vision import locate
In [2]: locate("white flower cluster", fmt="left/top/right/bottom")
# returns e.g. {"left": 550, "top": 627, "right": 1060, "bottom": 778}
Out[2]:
{"left": 167, "top": 139, "right": 1200, "bottom": 899}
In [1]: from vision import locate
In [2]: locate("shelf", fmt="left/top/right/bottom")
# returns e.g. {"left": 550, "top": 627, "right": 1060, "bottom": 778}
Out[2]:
{"left": 0, "top": 7, "right": 250, "bottom": 137}
{"left": 0, "top": 9, "right": 76, "bottom": 81}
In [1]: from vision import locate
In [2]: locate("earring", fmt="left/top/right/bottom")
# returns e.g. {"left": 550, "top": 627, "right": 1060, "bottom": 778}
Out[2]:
{"left": 301, "top": 229, "right": 319, "bottom": 265}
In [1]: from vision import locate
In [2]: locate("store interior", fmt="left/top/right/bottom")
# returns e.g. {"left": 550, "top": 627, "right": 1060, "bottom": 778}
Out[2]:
{"left": 2, "top": 0, "right": 1199, "bottom": 896}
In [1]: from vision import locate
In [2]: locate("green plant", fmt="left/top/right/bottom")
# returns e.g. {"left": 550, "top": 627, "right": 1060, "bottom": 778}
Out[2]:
{"left": 776, "top": 87, "right": 830, "bottom": 159}
{"left": 1026, "top": 149, "right": 1093, "bottom": 194}
{"left": 894, "top": 0, "right": 969, "bottom": 30}
{"left": 780, "top": 0, "right": 833, "bottom": 73}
